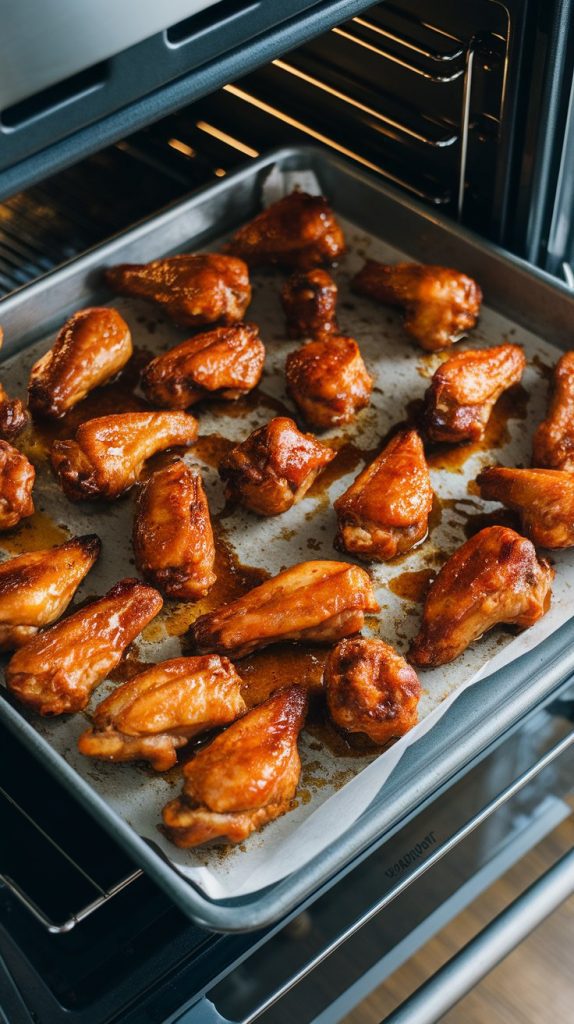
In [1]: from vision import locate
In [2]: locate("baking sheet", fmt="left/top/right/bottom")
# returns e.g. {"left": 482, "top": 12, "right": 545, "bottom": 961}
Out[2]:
{"left": 1, "top": 166, "right": 572, "bottom": 901}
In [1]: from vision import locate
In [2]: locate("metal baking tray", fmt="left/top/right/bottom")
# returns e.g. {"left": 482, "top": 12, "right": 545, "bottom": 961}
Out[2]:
{"left": 2, "top": 146, "right": 574, "bottom": 932}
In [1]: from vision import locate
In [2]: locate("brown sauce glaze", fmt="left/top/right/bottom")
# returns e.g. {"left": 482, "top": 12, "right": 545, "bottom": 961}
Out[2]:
{"left": 305, "top": 702, "right": 383, "bottom": 758}
{"left": 531, "top": 354, "right": 553, "bottom": 380}
{"left": 237, "top": 642, "right": 328, "bottom": 708}
{"left": 389, "top": 568, "right": 435, "bottom": 604}
{"left": 427, "top": 383, "right": 529, "bottom": 473}
{"left": 204, "top": 387, "right": 293, "bottom": 422}
{"left": 193, "top": 433, "right": 235, "bottom": 469}
{"left": 0, "top": 510, "right": 70, "bottom": 554}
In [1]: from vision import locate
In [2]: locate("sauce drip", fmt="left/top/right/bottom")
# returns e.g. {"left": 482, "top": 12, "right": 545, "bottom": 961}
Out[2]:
{"left": 389, "top": 568, "right": 435, "bottom": 603}
{"left": 193, "top": 433, "right": 235, "bottom": 468}
{"left": 237, "top": 643, "right": 328, "bottom": 708}
{"left": 427, "top": 383, "right": 529, "bottom": 473}
{"left": 0, "top": 510, "right": 70, "bottom": 554}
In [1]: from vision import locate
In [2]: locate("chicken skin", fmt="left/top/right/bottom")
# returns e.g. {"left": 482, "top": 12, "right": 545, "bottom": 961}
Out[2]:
{"left": 409, "top": 526, "right": 554, "bottom": 667}
{"left": 162, "top": 685, "right": 307, "bottom": 847}
{"left": 325, "top": 637, "right": 421, "bottom": 744}
{"left": 281, "top": 268, "right": 338, "bottom": 338}
{"left": 219, "top": 416, "right": 335, "bottom": 516}
{"left": 477, "top": 466, "right": 574, "bottom": 549}
{"left": 191, "top": 560, "right": 379, "bottom": 659}
{"left": 226, "top": 191, "right": 345, "bottom": 270}
{"left": 0, "top": 440, "right": 35, "bottom": 530}
{"left": 133, "top": 460, "right": 216, "bottom": 600}
{"left": 0, "top": 326, "right": 28, "bottom": 439}
{"left": 50, "top": 411, "right": 198, "bottom": 501}
{"left": 79, "top": 655, "right": 245, "bottom": 771}
{"left": 286, "top": 334, "right": 373, "bottom": 430}
{"left": 532, "top": 351, "right": 574, "bottom": 471}
{"left": 6, "top": 578, "right": 163, "bottom": 716}
{"left": 28, "top": 307, "right": 133, "bottom": 420}
{"left": 352, "top": 261, "right": 482, "bottom": 351}
{"left": 141, "top": 324, "right": 265, "bottom": 409}
{"left": 424, "top": 343, "right": 526, "bottom": 444}
{"left": 0, "top": 534, "right": 100, "bottom": 651}
{"left": 334, "top": 429, "right": 433, "bottom": 561}
{"left": 105, "top": 253, "right": 251, "bottom": 328}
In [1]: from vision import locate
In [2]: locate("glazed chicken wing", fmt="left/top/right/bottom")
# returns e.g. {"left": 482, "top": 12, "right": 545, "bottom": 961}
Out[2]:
{"left": 133, "top": 459, "right": 216, "bottom": 599}
{"left": 285, "top": 334, "right": 373, "bottom": 430}
{"left": 191, "top": 560, "right": 379, "bottom": 659}
{"left": 0, "top": 325, "right": 29, "bottom": 439}
{"left": 409, "top": 526, "right": 553, "bottom": 667}
{"left": 334, "top": 429, "right": 433, "bottom": 561}
{"left": 281, "top": 268, "right": 338, "bottom": 338}
{"left": 219, "top": 416, "right": 335, "bottom": 516}
{"left": 79, "top": 655, "right": 245, "bottom": 771}
{"left": 424, "top": 343, "right": 526, "bottom": 444}
{"left": 28, "top": 307, "right": 133, "bottom": 419}
{"left": 325, "top": 637, "right": 421, "bottom": 744}
{"left": 6, "top": 578, "right": 163, "bottom": 716}
{"left": 352, "top": 261, "right": 482, "bottom": 351}
{"left": 162, "top": 685, "right": 307, "bottom": 847}
{"left": 226, "top": 191, "right": 345, "bottom": 270}
{"left": 532, "top": 351, "right": 574, "bottom": 471}
{"left": 50, "top": 411, "right": 198, "bottom": 501}
{"left": 141, "top": 323, "right": 265, "bottom": 409}
{"left": 0, "top": 534, "right": 100, "bottom": 651}
{"left": 477, "top": 465, "right": 574, "bottom": 548}
{"left": 0, "top": 440, "right": 34, "bottom": 530}
{"left": 105, "top": 253, "right": 251, "bottom": 328}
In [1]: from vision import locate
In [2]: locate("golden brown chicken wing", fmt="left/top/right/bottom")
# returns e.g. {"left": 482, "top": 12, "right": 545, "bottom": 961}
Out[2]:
{"left": 0, "top": 440, "right": 35, "bottom": 530}
{"left": 532, "top": 351, "right": 574, "bottom": 471}
{"left": 281, "top": 268, "right": 338, "bottom": 339}
{"left": 6, "top": 578, "right": 163, "bottom": 716}
{"left": 191, "top": 559, "right": 379, "bottom": 659}
{"left": 28, "top": 307, "right": 133, "bottom": 420}
{"left": 423, "top": 343, "right": 525, "bottom": 444}
{"left": 477, "top": 465, "right": 574, "bottom": 549}
{"left": 226, "top": 191, "right": 345, "bottom": 270}
{"left": 0, "top": 534, "right": 100, "bottom": 651}
{"left": 334, "top": 429, "right": 433, "bottom": 561}
{"left": 133, "top": 459, "right": 216, "bottom": 600}
{"left": 286, "top": 334, "right": 372, "bottom": 430}
{"left": 325, "top": 637, "right": 421, "bottom": 744}
{"left": 352, "top": 261, "right": 482, "bottom": 351}
{"left": 0, "top": 326, "right": 29, "bottom": 439}
{"left": 409, "top": 526, "right": 553, "bottom": 667}
{"left": 141, "top": 323, "right": 265, "bottom": 409}
{"left": 162, "top": 685, "right": 307, "bottom": 847}
{"left": 219, "top": 416, "right": 335, "bottom": 516}
{"left": 50, "top": 411, "right": 198, "bottom": 501}
{"left": 78, "top": 655, "right": 245, "bottom": 770}
{"left": 105, "top": 253, "right": 251, "bottom": 328}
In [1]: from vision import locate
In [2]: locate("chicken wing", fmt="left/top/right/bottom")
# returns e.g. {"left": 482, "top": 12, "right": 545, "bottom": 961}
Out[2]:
{"left": 281, "top": 268, "right": 338, "bottom": 338}
{"left": 133, "top": 460, "right": 216, "bottom": 600}
{"left": 532, "top": 351, "right": 574, "bottom": 471}
{"left": 79, "top": 655, "right": 245, "bottom": 770}
{"left": 105, "top": 253, "right": 251, "bottom": 328}
{"left": 0, "top": 440, "right": 35, "bottom": 530}
{"left": 0, "top": 534, "right": 100, "bottom": 651}
{"left": 50, "top": 411, "right": 198, "bottom": 501}
{"left": 191, "top": 559, "right": 379, "bottom": 659}
{"left": 219, "top": 416, "right": 335, "bottom": 516}
{"left": 0, "top": 326, "right": 28, "bottom": 439}
{"left": 6, "top": 578, "right": 163, "bottom": 716}
{"left": 28, "top": 307, "right": 133, "bottom": 419}
{"left": 334, "top": 429, "right": 433, "bottom": 561}
{"left": 423, "top": 343, "right": 526, "bottom": 444}
{"left": 285, "top": 334, "right": 373, "bottom": 430}
{"left": 352, "top": 261, "right": 482, "bottom": 351}
{"left": 141, "top": 323, "right": 265, "bottom": 409}
{"left": 477, "top": 465, "right": 574, "bottom": 548}
{"left": 226, "top": 191, "right": 345, "bottom": 270}
{"left": 325, "top": 637, "right": 421, "bottom": 744}
{"left": 409, "top": 526, "right": 553, "bottom": 667}
{"left": 162, "top": 685, "right": 307, "bottom": 847}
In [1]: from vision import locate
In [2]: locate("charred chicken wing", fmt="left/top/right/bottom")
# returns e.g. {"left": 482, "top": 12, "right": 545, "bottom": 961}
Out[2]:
{"left": 532, "top": 351, "right": 574, "bottom": 471}
{"left": 191, "top": 560, "right": 379, "bottom": 659}
{"left": 51, "top": 411, "right": 198, "bottom": 501}
{"left": 352, "top": 261, "right": 482, "bottom": 351}
{"left": 0, "top": 441, "right": 34, "bottom": 530}
{"left": 28, "top": 307, "right": 133, "bottom": 419}
{"left": 281, "top": 268, "right": 338, "bottom": 338}
{"left": 409, "top": 526, "right": 553, "bottom": 667}
{"left": 286, "top": 334, "right": 373, "bottom": 430}
{"left": 477, "top": 465, "right": 574, "bottom": 549}
{"left": 162, "top": 685, "right": 307, "bottom": 847}
{"left": 226, "top": 191, "right": 345, "bottom": 270}
{"left": 79, "top": 655, "right": 245, "bottom": 771}
{"left": 219, "top": 416, "right": 335, "bottom": 516}
{"left": 133, "top": 459, "right": 216, "bottom": 600}
{"left": 424, "top": 343, "right": 526, "bottom": 444}
{"left": 334, "top": 429, "right": 433, "bottom": 561}
{"left": 325, "top": 637, "right": 421, "bottom": 744}
{"left": 141, "top": 323, "right": 265, "bottom": 409}
{"left": 6, "top": 578, "right": 163, "bottom": 716}
{"left": 105, "top": 253, "right": 251, "bottom": 328}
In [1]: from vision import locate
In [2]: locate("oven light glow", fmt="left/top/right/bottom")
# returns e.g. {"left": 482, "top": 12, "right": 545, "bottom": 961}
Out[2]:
{"left": 195, "top": 121, "right": 259, "bottom": 158}
{"left": 168, "top": 138, "right": 196, "bottom": 158}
